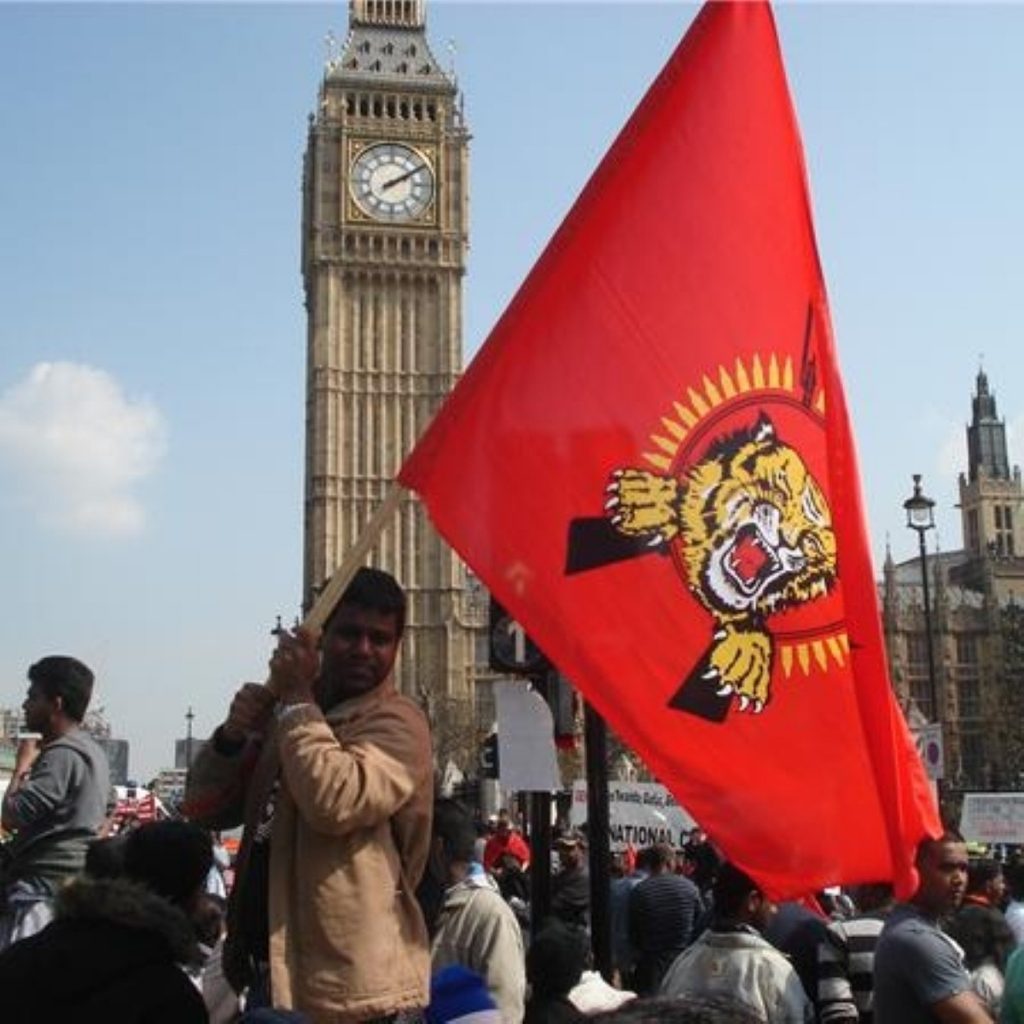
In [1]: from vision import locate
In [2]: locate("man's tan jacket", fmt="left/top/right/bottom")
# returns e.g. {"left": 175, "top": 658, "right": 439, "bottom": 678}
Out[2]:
{"left": 184, "top": 680, "right": 433, "bottom": 1022}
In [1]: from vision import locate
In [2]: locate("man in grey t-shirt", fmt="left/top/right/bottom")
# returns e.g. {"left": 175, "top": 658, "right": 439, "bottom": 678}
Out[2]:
{"left": 873, "top": 834, "right": 992, "bottom": 1023}
{"left": 0, "top": 656, "right": 110, "bottom": 949}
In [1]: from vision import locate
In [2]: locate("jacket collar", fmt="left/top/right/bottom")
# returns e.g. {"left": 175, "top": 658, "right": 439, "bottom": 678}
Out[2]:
{"left": 324, "top": 678, "right": 399, "bottom": 724}
{"left": 703, "top": 923, "right": 773, "bottom": 949}
{"left": 962, "top": 894, "right": 993, "bottom": 909}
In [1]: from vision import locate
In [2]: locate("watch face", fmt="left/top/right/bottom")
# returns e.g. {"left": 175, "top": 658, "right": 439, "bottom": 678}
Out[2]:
{"left": 350, "top": 142, "right": 435, "bottom": 222}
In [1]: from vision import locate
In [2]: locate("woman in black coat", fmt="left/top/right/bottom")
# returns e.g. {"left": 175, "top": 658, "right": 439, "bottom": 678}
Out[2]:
{"left": 0, "top": 820, "right": 212, "bottom": 1023}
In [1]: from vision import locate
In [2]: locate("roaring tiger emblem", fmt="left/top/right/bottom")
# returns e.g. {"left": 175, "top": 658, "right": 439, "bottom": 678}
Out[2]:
{"left": 606, "top": 414, "right": 837, "bottom": 713}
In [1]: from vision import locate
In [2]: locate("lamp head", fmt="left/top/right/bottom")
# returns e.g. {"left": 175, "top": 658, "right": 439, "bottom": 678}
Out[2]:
{"left": 904, "top": 473, "right": 936, "bottom": 534}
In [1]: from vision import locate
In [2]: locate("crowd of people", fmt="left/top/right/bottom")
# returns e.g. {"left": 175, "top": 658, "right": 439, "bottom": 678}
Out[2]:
{"left": 2, "top": 567, "right": 1024, "bottom": 1023}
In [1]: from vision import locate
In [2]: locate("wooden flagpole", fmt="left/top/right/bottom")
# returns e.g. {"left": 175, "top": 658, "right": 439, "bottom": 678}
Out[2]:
{"left": 301, "top": 482, "right": 406, "bottom": 632}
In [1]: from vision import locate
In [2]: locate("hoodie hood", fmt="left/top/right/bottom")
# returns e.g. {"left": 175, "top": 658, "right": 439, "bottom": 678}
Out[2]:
{"left": 440, "top": 869, "right": 502, "bottom": 912}
{"left": 55, "top": 876, "right": 200, "bottom": 965}
{"left": 0, "top": 876, "right": 206, "bottom": 1023}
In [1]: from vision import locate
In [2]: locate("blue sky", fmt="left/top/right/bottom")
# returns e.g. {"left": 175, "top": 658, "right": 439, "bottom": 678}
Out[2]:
{"left": 2, "top": 2, "right": 1023, "bottom": 780}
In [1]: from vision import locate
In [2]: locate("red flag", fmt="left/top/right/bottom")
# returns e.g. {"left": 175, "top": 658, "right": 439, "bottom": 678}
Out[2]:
{"left": 137, "top": 792, "right": 157, "bottom": 822}
{"left": 399, "top": 0, "right": 938, "bottom": 898}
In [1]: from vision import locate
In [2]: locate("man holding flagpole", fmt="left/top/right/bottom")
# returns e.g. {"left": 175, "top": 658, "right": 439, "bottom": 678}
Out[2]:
{"left": 184, "top": 567, "right": 433, "bottom": 1020}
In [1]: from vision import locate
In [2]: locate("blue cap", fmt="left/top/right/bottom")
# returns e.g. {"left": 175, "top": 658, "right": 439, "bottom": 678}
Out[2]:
{"left": 427, "top": 966, "right": 501, "bottom": 1024}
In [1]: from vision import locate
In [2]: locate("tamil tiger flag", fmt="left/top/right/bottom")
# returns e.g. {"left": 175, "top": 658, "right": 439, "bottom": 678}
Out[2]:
{"left": 399, "top": 0, "right": 939, "bottom": 898}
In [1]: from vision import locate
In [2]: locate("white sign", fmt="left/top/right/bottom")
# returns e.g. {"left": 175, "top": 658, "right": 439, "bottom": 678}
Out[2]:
{"left": 912, "top": 723, "right": 945, "bottom": 781}
{"left": 960, "top": 793, "right": 1024, "bottom": 845}
{"left": 495, "top": 681, "right": 561, "bottom": 792}
{"left": 570, "top": 780, "right": 698, "bottom": 851}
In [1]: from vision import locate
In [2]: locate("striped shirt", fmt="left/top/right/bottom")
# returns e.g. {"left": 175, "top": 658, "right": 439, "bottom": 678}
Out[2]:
{"left": 629, "top": 872, "right": 703, "bottom": 994}
{"left": 817, "top": 913, "right": 887, "bottom": 1024}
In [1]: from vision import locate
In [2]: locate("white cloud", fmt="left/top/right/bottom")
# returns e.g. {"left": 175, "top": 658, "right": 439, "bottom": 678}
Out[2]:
{"left": 0, "top": 362, "right": 166, "bottom": 536}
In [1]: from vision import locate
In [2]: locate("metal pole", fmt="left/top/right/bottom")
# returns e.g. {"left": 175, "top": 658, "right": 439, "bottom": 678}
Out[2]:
{"left": 917, "top": 532, "right": 944, "bottom": 805}
{"left": 584, "top": 701, "right": 612, "bottom": 980}
{"left": 529, "top": 674, "right": 552, "bottom": 941}
{"left": 185, "top": 706, "right": 195, "bottom": 769}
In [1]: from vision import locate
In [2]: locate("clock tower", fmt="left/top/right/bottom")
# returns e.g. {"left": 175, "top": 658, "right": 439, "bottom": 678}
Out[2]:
{"left": 302, "top": 0, "right": 475, "bottom": 701}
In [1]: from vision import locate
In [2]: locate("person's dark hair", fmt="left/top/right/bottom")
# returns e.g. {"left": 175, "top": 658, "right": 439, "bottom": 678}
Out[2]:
{"left": 915, "top": 830, "right": 965, "bottom": 867}
{"left": 634, "top": 846, "right": 657, "bottom": 874}
{"left": 527, "top": 918, "right": 588, "bottom": 997}
{"left": 850, "top": 882, "right": 894, "bottom": 914}
{"left": 433, "top": 799, "right": 477, "bottom": 864}
{"left": 591, "top": 995, "right": 764, "bottom": 1024}
{"left": 85, "top": 835, "right": 128, "bottom": 880}
{"left": 648, "top": 842, "right": 675, "bottom": 871}
{"left": 123, "top": 820, "right": 213, "bottom": 910}
{"left": 193, "top": 892, "right": 227, "bottom": 947}
{"left": 712, "top": 862, "right": 760, "bottom": 920}
{"left": 328, "top": 566, "right": 406, "bottom": 636}
{"left": 967, "top": 858, "right": 1003, "bottom": 895}
{"left": 498, "top": 851, "right": 525, "bottom": 871}
{"left": 237, "top": 1010, "right": 310, "bottom": 1022}
{"left": 1006, "top": 859, "right": 1024, "bottom": 901}
{"left": 28, "top": 655, "right": 94, "bottom": 722}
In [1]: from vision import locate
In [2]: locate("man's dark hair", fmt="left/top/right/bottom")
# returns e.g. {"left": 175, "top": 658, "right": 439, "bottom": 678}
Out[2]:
{"left": 712, "top": 861, "right": 760, "bottom": 919}
{"left": 1007, "top": 859, "right": 1024, "bottom": 901}
{"left": 123, "top": 820, "right": 213, "bottom": 910}
{"left": 967, "top": 858, "right": 1003, "bottom": 894}
{"left": 85, "top": 835, "right": 128, "bottom": 880}
{"left": 648, "top": 842, "right": 675, "bottom": 871}
{"left": 634, "top": 846, "right": 657, "bottom": 874}
{"left": 193, "top": 892, "right": 227, "bottom": 947}
{"left": 28, "top": 655, "right": 94, "bottom": 722}
{"left": 850, "top": 882, "right": 894, "bottom": 913}
{"left": 329, "top": 566, "right": 407, "bottom": 635}
{"left": 527, "top": 918, "right": 588, "bottom": 997}
{"left": 592, "top": 995, "right": 765, "bottom": 1024}
{"left": 915, "top": 830, "right": 965, "bottom": 867}
{"left": 432, "top": 799, "right": 477, "bottom": 864}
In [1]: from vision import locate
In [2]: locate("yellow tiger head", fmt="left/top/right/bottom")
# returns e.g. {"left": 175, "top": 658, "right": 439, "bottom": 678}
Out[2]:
{"left": 678, "top": 414, "right": 837, "bottom": 618}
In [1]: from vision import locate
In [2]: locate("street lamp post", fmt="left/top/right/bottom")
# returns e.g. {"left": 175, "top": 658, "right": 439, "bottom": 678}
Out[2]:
{"left": 904, "top": 474, "right": 942, "bottom": 801}
{"left": 185, "top": 705, "right": 195, "bottom": 769}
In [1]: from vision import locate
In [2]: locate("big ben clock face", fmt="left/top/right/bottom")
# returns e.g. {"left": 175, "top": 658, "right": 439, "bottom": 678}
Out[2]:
{"left": 350, "top": 142, "right": 435, "bottom": 222}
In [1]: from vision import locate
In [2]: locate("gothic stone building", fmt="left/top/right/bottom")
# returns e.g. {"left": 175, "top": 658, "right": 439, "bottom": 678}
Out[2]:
{"left": 301, "top": 0, "right": 481, "bottom": 718}
{"left": 883, "top": 370, "right": 1024, "bottom": 793}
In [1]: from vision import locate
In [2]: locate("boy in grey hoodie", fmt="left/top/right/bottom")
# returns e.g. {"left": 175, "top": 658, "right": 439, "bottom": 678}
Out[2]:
{"left": 0, "top": 655, "right": 110, "bottom": 949}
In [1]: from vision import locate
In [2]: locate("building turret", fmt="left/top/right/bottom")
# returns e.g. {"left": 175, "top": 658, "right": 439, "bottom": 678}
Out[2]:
{"left": 967, "top": 369, "right": 1010, "bottom": 483}
{"left": 959, "top": 368, "right": 1022, "bottom": 560}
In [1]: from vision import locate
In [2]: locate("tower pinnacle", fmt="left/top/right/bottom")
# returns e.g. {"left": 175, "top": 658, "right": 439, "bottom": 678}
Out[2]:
{"left": 967, "top": 367, "right": 1010, "bottom": 481}
{"left": 350, "top": 0, "right": 424, "bottom": 29}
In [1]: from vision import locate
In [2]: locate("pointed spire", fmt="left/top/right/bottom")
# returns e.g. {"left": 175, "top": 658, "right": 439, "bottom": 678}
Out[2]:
{"left": 967, "top": 365, "right": 1010, "bottom": 481}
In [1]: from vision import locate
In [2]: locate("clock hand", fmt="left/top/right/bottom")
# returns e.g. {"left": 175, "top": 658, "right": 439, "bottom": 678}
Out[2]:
{"left": 381, "top": 164, "right": 424, "bottom": 191}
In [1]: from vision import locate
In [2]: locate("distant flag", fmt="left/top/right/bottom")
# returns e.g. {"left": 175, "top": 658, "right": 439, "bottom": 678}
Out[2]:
{"left": 139, "top": 792, "right": 159, "bottom": 822}
{"left": 115, "top": 787, "right": 162, "bottom": 826}
{"left": 399, "top": 0, "right": 939, "bottom": 898}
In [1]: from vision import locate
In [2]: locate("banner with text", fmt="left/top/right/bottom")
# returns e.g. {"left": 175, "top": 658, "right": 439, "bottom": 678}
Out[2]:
{"left": 570, "top": 780, "right": 698, "bottom": 851}
{"left": 960, "top": 793, "right": 1024, "bottom": 845}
